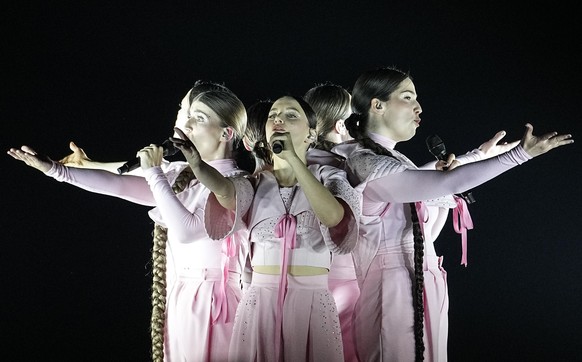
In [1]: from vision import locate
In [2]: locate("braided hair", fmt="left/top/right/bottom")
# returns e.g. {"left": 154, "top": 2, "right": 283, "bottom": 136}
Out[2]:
{"left": 345, "top": 66, "right": 426, "bottom": 361}
{"left": 150, "top": 167, "right": 195, "bottom": 361}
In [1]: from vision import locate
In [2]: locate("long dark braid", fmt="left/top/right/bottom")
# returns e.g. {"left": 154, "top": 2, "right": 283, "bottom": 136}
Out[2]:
{"left": 150, "top": 166, "right": 195, "bottom": 361}
{"left": 346, "top": 66, "right": 425, "bottom": 361}
{"left": 409, "top": 201, "right": 425, "bottom": 361}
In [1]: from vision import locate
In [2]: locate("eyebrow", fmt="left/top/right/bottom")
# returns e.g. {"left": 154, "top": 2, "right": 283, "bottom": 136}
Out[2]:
{"left": 269, "top": 107, "right": 301, "bottom": 112}
{"left": 190, "top": 109, "right": 210, "bottom": 118}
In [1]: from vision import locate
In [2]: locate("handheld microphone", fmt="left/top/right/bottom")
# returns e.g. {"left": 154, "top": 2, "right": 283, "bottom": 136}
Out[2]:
{"left": 117, "top": 139, "right": 179, "bottom": 174}
{"left": 425, "top": 134, "right": 476, "bottom": 204}
{"left": 272, "top": 140, "right": 284, "bottom": 154}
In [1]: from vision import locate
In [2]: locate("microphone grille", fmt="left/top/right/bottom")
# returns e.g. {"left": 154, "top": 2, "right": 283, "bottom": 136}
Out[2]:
{"left": 425, "top": 134, "right": 443, "bottom": 149}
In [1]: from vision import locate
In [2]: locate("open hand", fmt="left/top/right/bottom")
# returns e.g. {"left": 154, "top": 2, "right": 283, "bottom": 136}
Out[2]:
{"left": 520, "top": 123, "right": 574, "bottom": 157}
{"left": 478, "top": 130, "right": 520, "bottom": 157}
{"left": 58, "top": 141, "right": 92, "bottom": 166}
{"left": 7, "top": 145, "right": 53, "bottom": 172}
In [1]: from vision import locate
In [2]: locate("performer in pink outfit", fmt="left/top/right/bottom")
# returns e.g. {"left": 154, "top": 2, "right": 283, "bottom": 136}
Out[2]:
{"left": 304, "top": 82, "right": 360, "bottom": 362}
{"left": 8, "top": 89, "right": 253, "bottom": 362}
{"left": 204, "top": 95, "right": 361, "bottom": 361}
{"left": 332, "top": 66, "right": 573, "bottom": 362}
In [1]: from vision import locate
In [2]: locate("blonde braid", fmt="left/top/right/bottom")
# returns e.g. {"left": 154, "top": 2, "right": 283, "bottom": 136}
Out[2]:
{"left": 150, "top": 166, "right": 195, "bottom": 361}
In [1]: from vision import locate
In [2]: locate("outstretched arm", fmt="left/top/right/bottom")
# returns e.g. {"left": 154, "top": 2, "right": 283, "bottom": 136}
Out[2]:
{"left": 366, "top": 124, "right": 573, "bottom": 203}
{"left": 8, "top": 145, "right": 53, "bottom": 172}
{"left": 59, "top": 141, "right": 143, "bottom": 175}
{"left": 8, "top": 145, "right": 156, "bottom": 205}
{"left": 419, "top": 130, "right": 521, "bottom": 170}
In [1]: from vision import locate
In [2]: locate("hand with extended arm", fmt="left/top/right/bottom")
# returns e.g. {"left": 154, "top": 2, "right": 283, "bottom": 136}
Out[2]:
{"left": 8, "top": 144, "right": 157, "bottom": 205}
{"left": 478, "top": 130, "right": 520, "bottom": 158}
{"left": 59, "top": 141, "right": 137, "bottom": 174}
{"left": 59, "top": 141, "right": 92, "bottom": 167}
{"left": 520, "top": 123, "right": 573, "bottom": 157}
{"left": 7, "top": 145, "right": 53, "bottom": 172}
{"left": 422, "top": 129, "right": 516, "bottom": 171}
{"left": 365, "top": 124, "right": 573, "bottom": 204}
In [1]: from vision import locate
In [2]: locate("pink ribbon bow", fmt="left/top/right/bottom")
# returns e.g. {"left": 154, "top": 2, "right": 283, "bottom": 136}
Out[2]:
{"left": 274, "top": 213, "right": 297, "bottom": 359}
{"left": 211, "top": 234, "right": 237, "bottom": 325}
{"left": 453, "top": 196, "right": 474, "bottom": 266}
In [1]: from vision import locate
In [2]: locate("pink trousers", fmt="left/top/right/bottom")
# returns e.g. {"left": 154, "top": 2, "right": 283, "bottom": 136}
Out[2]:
{"left": 229, "top": 272, "right": 344, "bottom": 362}
{"left": 353, "top": 253, "right": 448, "bottom": 362}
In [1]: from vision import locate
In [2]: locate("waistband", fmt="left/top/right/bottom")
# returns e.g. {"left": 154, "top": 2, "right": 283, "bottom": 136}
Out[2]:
{"left": 177, "top": 267, "right": 240, "bottom": 280}
{"left": 369, "top": 253, "right": 414, "bottom": 270}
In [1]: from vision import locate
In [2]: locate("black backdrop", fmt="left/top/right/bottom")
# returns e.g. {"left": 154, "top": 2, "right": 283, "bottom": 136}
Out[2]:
{"left": 2, "top": 2, "right": 580, "bottom": 361}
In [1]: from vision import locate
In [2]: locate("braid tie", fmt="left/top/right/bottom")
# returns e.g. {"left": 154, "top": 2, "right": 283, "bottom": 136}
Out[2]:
{"left": 409, "top": 202, "right": 425, "bottom": 362}
{"left": 150, "top": 166, "right": 195, "bottom": 361}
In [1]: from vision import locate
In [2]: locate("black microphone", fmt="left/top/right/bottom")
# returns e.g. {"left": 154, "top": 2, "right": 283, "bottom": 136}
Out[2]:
{"left": 117, "top": 139, "right": 179, "bottom": 174}
{"left": 425, "top": 134, "right": 476, "bottom": 204}
{"left": 272, "top": 140, "right": 284, "bottom": 154}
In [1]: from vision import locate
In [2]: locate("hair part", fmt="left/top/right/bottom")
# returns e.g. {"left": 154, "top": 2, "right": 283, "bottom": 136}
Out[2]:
{"left": 188, "top": 80, "right": 234, "bottom": 104}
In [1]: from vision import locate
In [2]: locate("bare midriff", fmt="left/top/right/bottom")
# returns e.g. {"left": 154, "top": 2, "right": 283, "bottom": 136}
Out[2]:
{"left": 253, "top": 265, "right": 329, "bottom": 276}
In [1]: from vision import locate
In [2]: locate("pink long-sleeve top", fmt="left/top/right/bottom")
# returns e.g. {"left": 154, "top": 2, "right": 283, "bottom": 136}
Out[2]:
{"left": 206, "top": 164, "right": 361, "bottom": 269}
{"left": 45, "top": 159, "right": 252, "bottom": 273}
{"left": 333, "top": 133, "right": 531, "bottom": 281}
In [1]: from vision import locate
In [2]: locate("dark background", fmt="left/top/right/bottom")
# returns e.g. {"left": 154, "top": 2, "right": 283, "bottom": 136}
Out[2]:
{"left": 1, "top": 1, "right": 580, "bottom": 361}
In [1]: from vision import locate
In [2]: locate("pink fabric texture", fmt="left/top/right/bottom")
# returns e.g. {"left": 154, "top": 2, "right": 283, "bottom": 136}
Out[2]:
{"left": 229, "top": 273, "right": 344, "bottom": 362}
{"left": 328, "top": 254, "right": 359, "bottom": 362}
